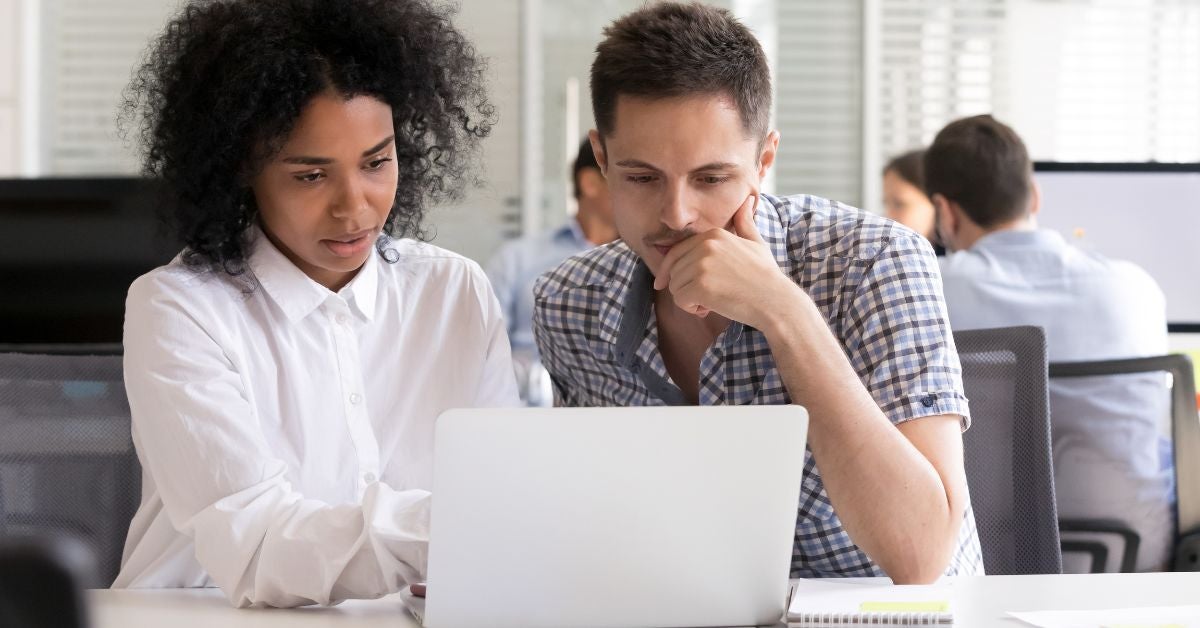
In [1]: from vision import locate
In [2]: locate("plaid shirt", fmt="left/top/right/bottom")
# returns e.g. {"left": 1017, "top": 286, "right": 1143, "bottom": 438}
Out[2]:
{"left": 532, "top": 193, "right": 985, "bottom": 578}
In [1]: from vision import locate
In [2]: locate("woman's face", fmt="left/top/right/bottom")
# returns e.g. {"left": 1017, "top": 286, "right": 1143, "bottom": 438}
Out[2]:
{"left": 882, "top": 168, "right": 936, "bottom": 241}
{"left": 251, "top": 91, "right": 398, "bottom": 292}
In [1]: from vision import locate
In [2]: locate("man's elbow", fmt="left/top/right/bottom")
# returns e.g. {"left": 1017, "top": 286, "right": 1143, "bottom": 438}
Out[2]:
{"left": 886, "top": 559, "right": 948, "bottom": 585}
{"left": 880, "top": 514, "right": 963, "bottom": 584}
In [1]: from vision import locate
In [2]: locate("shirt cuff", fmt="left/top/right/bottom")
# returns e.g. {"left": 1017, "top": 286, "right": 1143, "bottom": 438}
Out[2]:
{"left": 881, "top": 390, "right": 972, "bottom": 431}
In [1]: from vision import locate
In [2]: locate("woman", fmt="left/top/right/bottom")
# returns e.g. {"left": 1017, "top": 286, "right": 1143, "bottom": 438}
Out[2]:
{"left": 882, "top": 149, "right": 944, "bottom": 255}
{"left": 114, "top": 0, "right": 518, "bottom": 607}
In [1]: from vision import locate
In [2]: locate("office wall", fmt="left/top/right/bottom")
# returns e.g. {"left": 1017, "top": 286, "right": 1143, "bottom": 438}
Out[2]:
{"left": 0, "top": 0, "right": 20, "bottom": 175}
{"left": 2, "top": 1, "right": 1197, "bottom": 257}
{"left": 422, "top": 0, "right": 525, "bottom": 265}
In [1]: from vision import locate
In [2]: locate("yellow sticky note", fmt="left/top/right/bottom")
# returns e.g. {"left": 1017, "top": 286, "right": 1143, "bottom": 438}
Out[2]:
{"left": 860, "top": 600, "right": 950, "bottom": 612}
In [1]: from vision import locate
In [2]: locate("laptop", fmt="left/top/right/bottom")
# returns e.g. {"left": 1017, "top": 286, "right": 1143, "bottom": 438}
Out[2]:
{"left": 409, "top": 405, "right": 808, "bottom": 628}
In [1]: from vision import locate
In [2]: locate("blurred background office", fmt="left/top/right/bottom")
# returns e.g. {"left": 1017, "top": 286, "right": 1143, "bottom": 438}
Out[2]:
{"left": 0, "top": 0, "right": 1197, "bottom": 338}
{"left": 1, "top": 0, "right": 1198, "bottom": 342}
{"left": 0, "top": 0, "right": 1199, "bottom": 586}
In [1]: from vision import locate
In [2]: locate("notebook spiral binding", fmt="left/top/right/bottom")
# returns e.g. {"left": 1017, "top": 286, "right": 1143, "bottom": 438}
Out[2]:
{"left": 789, "top": 610, "right": 951, "bottom": 625}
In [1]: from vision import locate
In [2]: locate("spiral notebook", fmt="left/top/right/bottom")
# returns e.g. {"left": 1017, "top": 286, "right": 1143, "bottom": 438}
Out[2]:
{"left": 787, "top": 578, "right": 953, "bottom": 626}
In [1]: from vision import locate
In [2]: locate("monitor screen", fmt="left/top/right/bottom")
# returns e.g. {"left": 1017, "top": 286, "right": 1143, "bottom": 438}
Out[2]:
{"left": 1033, "top": 163, "right": 1200, "bottom": 330}
{"left": 0, "top": 177, "right": 181, "bottom": 344}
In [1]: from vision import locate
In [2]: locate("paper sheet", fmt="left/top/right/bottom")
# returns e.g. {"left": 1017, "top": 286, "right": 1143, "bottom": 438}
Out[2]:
{"left": 1008, "top": 605, "right": 1200, "bottom": 628}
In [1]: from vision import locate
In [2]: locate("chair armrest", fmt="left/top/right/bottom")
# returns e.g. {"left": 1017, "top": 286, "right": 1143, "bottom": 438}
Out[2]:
{"left": 1059, "top": 518, "right": 1141, "bottom": 572}
{"left": 1173, "top": 529, "right": 1200, "bottom": 571}
{"left": 1060, "top": 539, "right": 1110, "bottom": 573}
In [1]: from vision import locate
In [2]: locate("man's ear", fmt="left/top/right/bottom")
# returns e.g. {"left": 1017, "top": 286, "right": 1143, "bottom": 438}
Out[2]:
{"left": 1029, "top": 180, "right": 1041, "bottom": 218}
{"left": 932, "top": 193, "right": 957, "bottom": 242}
{"left": 756, "top": 130, "right": 780, "bottom": 180}
{"left": 588, "top": 130, "right": 607, "bottom": 177}
{"left": 578, "top": 168, "right": 604, "bottom": 199}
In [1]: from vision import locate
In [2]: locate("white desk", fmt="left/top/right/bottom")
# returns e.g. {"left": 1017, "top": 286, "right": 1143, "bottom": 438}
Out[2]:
{"left": 89, "top": 588, "right": 417, "bottom": 628}
{"left": 90, "top": 572, "right": 1200, "bottom": 628}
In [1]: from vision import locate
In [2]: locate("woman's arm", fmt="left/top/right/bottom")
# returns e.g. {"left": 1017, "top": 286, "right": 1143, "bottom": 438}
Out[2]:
{"left": 124, "top": 277, "right": 430, "bottom": 608}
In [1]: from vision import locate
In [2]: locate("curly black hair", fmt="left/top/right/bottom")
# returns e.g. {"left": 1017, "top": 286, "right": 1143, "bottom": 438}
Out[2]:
{"left": 121, "top": 0, "right": 495, "bottom": 273}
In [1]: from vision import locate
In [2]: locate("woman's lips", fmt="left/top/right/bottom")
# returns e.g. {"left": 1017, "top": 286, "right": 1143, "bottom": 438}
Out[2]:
{"left": 322, "top": 230, "right": 374, "bottom": 258}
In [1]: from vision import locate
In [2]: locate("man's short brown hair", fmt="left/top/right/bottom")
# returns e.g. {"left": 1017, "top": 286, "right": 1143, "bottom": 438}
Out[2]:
{"left": 590, "top": 2, "right": 771, "bottom": 142}
{"left": 924, "top": 115, "right": 1033, "bottom": 228}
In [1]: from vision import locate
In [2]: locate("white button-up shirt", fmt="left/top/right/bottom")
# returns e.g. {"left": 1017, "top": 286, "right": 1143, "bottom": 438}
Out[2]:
{"left": 114, "top": 228, "right": 519, "bottom": 607}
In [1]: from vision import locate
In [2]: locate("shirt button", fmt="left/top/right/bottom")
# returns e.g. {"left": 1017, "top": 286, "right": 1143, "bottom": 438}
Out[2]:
{"left": 922, "top": 394, "right": 936, "bottom": 408}
{"left": 336, "top": 313, "right": 349, "bottom": 325}
{"left": 349, "top": 393, "right": 362, "bottom": 405}
{"left": 363, "top": 472, "right": 376, "bottom": 484}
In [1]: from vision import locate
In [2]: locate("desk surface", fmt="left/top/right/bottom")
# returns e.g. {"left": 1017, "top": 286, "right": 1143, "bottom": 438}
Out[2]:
{"left": 90, "top": 572, "right": 1200, "bottom": 628}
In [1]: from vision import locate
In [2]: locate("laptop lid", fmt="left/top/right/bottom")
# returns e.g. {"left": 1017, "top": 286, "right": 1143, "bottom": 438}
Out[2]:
{"left": 424, "top": 405, "right": 808, "bottom": 628}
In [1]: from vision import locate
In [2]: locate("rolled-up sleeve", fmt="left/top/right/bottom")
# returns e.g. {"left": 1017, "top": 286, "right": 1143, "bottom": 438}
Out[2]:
{"left": 840, "top": 234, "right": 971, "bottom": 430}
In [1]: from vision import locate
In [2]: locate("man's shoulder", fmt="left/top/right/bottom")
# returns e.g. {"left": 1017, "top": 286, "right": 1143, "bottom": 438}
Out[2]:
{"left": 768, "top": 193, "right": 925, "bottom": 262}
{"left": 1068, "top": 243, "right": 1159, "bottom": 284}
{"left": 533, "top": 240, "right": 634, "bottom": 303}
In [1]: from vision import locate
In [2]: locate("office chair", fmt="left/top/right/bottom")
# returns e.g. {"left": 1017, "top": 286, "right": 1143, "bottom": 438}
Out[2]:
{"left": 0, "top": 537, "right": 90, "bottom": 628}
{"left": 0, "top": 351, "right": 140, "bottom": 587}
{"left": 1057, "top": 518, "right": 1140, "bottom": 573}
{"left": 1049, "top": 354, "right": 1199, "bottom": 572}
{"left": 955, "top": 325, "right": 1063, "bottom": 574}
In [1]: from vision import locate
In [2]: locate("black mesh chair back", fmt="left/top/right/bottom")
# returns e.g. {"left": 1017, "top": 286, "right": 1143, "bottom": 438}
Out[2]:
{"left": 954, "top": 326, "right": 1062, "bottom": 574}
{"left": 0, "top": 351, "right": 139, "bottom": 587}
{"left": 1050, "top": 354, "right": 1199, "bottom": 571}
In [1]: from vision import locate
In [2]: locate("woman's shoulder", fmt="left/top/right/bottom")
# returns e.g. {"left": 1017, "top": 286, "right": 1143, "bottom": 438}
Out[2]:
{"left": 375, "top": 238, "right": 489, "bottom": 284}
{"left": 374, "top": 239, "right": 499, "bottom": 326}
{"left": 126, "top": 253, "right": 253, "bottom": 315}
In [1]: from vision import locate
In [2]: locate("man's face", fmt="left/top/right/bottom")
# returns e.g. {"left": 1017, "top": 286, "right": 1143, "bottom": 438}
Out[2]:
{"left": 591, "top": 94, "right": 777, "bottom": 277}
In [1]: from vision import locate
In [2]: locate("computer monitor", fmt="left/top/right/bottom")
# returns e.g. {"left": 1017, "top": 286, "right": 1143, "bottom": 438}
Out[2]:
{"left": 1033, "top": 163, "right": 1200, "bottom": 334}
{"left": 0, "top": 177, "right": 180, "bottom": 344}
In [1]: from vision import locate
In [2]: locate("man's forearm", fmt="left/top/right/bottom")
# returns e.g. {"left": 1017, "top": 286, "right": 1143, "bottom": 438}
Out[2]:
{"left": 757, "top": 289, "right": 963, "bottom": 582}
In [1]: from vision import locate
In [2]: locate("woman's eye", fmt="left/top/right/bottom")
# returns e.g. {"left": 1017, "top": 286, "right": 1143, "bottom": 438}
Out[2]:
{"left": 294, "top": 172, "right": 324, "bottom": 183}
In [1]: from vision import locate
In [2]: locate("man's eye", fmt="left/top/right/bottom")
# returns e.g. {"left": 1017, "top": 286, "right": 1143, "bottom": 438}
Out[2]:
{"left": 626, "top": 175, "right": 656, "bottom": 184}
{"left": 700, "top": 176, "right": 729, "bottom": 185}
{"left": 367, "top": 157, "right": 393, "bottom": 170}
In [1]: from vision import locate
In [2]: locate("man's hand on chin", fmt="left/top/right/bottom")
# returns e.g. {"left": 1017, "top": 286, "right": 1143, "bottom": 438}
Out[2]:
{"left": 653, "top": 194, "right": 804, "bottom": 330}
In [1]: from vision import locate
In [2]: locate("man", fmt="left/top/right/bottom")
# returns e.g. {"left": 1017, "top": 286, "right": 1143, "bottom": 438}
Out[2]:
{"left": 487, "top": 139, "right": 617, "bottom": 403}
{"left": 533, "top": 2, "right": 984, "bottom": 581}
{"left": 928, "top": 114, "right": 1173, "bottom": 572}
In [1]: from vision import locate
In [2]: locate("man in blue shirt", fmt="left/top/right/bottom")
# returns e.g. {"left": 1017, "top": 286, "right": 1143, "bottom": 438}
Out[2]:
{"left": 532, "top": 2, "right": 984, "bottom": 581}
{"left": 929, "top": 114, "right": 1173, "bottom": 571}
{"left": 486, "top": 139, "right": 617, "bottom": 403}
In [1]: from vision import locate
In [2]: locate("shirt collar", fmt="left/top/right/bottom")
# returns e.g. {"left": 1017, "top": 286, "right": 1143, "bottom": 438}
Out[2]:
{"left": 971, "top": 228, "right": 1067, "bottom": 253}
{"left": 341, "top": 244, "right": 378, "bottom": 322}
{"left": 555, "top": 218, "right": 592, "bottom": 247}
{"left": 247, "top": 225, "right": 379, "bottom": 323}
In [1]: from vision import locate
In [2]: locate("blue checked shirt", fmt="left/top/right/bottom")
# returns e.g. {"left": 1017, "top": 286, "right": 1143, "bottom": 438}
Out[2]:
{"left": 532, "top": 193, "right": 985, "bottom": 578}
